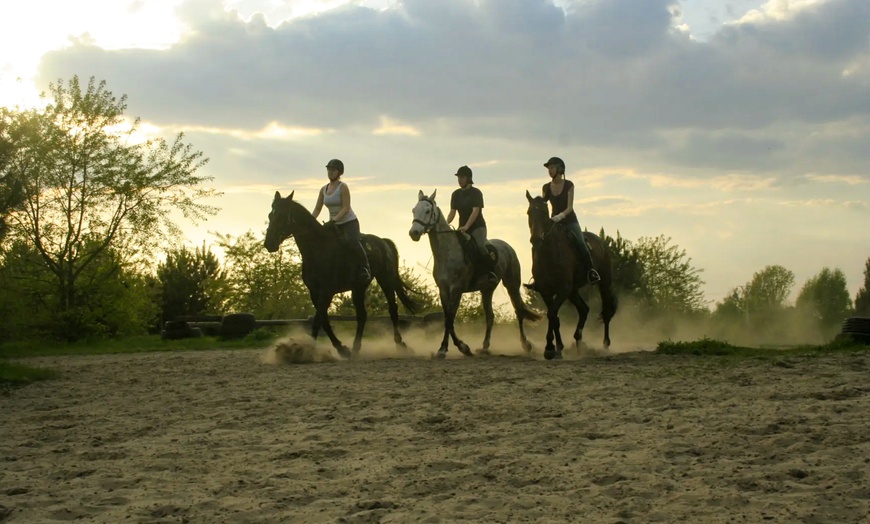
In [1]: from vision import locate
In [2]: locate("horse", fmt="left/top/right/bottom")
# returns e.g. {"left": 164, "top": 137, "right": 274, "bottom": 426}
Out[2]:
{"left": 265, "top": 191, "right": 421, "bottom": 358}
{"left": 409, "top": 190, "right": 540, "bottom": 358}
{"left": 525, "top": 190, "right": 618, "bottom": 360}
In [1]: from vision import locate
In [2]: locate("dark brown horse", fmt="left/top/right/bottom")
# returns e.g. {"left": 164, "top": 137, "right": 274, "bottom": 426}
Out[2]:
{"left": 264, "top": 191, "right": 420, "bottom": 358}
{"left": 526, "top": 191, "right": 617, "bottom": 359}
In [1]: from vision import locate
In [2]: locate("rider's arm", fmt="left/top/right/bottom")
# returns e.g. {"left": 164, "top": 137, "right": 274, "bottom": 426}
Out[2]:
{"left": 461, "top": 207, "right": 481, "bottom": 232}
{"left": 553, "top": 186, "right": 575, "bottom": 221}
{"left": 312, "top": 187, "right": 325, "bottom": 219}
{"left": 333, "top": 183, "right": 352, "bottom": 223}
{"left": 446, "top": 208, "right": 456, "bottom": 225}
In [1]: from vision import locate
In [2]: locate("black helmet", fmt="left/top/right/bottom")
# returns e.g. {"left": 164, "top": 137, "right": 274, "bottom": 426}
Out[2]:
{"left": 544, "top": 157, "right": 565, "bottom": 170}
{"left": 454, "top": 165, "right": 473, "bottom": 183}
{"left": 326, "top": 159, "right": 344, "bottom": 174}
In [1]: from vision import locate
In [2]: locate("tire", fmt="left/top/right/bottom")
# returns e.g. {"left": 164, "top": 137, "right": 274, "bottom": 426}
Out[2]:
{"left": 220, "top": 313, "right": 257, "bottom": 339}
{"left": 841, "top": 316, "right": 870, "bottom": 335}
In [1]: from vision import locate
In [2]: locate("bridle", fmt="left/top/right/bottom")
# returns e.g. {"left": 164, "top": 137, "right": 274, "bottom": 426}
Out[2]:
{"left": 412, "top": 197, "right": 444, "bottom": 235}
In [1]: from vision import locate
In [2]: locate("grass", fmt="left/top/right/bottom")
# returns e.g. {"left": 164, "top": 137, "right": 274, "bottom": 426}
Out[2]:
{"left": 0, "top": 361, "right": 57, "bottom": 391}
{"left": 0, "top": 328, "right": 281, "bottom": 359}
{"left": 655, "top": 336, "right": 870, "bottom": 359}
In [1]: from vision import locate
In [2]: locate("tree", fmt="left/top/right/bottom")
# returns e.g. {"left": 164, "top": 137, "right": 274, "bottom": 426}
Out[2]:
{"left": 0, "top": 115, "right": 26, "bottom": 242}
{"left": 796, "top": 267, "right": 852, "bottom": 333}
{"left": 855, "top": 257, "right": 870, "bottom": 316}
{"left": 2, "top": 76, "right": 218, "bottom": 339}
{"left": 742, "top": 265, "right": 795, "bottom": 315}
{"left": 213, "top": 230, "right": 311, "bottom": 319}
{"left": 633, "top": 235, "right": 706, "bottom": 314}
{"left": 600, "top": 228, "right": 648, "bottom": 305}
{"left": 156, "top": 243, "right": 225, "bottom": 324}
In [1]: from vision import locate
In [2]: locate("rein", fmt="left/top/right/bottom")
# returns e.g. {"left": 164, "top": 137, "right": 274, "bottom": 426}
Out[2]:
{"left": 414, "top": 198, "right": 455, "bottom": 235}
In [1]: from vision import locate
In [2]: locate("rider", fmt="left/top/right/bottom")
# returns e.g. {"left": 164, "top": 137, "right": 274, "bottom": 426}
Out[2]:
{"left": 537, "top": 156, "right": 600, "bottom": 284}
{"left": 311, "top": 158, "right": 371, "bottom": 284}
{"left": 446, "top": 165, "right": 497, "bottom": 287}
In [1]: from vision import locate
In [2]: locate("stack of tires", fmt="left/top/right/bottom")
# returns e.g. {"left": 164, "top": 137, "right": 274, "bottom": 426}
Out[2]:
{"left": 160, "top": 320, "right": 203, "bottom": 340}
{"left": 219, "top": 313, "right": 257, "bottom": 339}
{"left": 837, "top": 317, "right": 870, "bottom": 344}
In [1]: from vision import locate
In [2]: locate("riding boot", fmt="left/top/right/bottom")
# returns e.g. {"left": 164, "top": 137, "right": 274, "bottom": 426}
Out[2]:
{"left": 355, "top": 242, "right": 372, "bottom": 285}
{"left": 573, "top": 236, "right": 601, "bottom": 284}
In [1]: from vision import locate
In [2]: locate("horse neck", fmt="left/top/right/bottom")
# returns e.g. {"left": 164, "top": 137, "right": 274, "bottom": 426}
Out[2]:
{"left": 287, "top": 209, "right": 325, "bottom": 259}
{"left": 426, "top": 205, "right": 460, "bottom": 260}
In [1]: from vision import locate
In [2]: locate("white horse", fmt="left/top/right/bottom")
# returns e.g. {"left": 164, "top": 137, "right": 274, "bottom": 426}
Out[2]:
{"left": 409, "top": 190, "right": 540, "bottom": 358}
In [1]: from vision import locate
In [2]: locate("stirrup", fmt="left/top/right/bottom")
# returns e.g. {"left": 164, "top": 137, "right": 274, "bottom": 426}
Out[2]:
{"left": 523, "top": 280, "right": 537, "bottom": 292}
{"left": 587, "top": 269, "right": 601, "bottom": 284}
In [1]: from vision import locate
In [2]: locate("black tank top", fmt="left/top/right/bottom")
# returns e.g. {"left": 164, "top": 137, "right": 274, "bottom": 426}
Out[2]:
{"left": 542, "top": 180, "right": 578, "bottom": 225}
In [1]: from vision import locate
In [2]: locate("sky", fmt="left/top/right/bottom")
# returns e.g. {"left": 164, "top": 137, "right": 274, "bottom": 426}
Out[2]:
{"left": 1, "top": 0, "right": 869, "bottom": 309}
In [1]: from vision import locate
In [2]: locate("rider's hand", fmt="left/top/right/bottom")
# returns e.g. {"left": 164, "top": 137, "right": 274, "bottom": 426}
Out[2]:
{"left": 551, "top": 214, "right": 563, "bottom": 223}
{"left": 324, "top": 220, "right": 336, "bottom": 227}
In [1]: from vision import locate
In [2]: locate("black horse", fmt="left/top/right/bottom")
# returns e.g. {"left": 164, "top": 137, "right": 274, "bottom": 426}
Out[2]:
{"left": 526, "top": 190, "right": 618, "bottom": 360}
{"left": 264, "top": 191, "right": 420, "bottom": 357}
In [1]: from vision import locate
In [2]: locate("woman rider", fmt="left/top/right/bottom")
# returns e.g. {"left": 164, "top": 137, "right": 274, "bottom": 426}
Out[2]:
{"left": 311, "top": 158, "right": 371, "bottom": 284}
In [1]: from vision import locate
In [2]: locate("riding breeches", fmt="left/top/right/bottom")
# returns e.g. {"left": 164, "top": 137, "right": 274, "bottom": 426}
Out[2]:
{"left": 337, "top": 219, "right": 370, "bottom": 270}
{"left": 469, "top": 226, "right": 493, "bottom": 270}
{"left": 564, "top": 222, "right": 596, "bottom": 270}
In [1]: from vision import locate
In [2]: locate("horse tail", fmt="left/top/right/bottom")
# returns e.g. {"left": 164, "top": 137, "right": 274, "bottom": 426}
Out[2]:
{"left": 383, "top": 238, "right": 422, "bottom": 315}
{"left": 517, "top": 303, "right": 542, "bottom": 323}
{"left": 598, "top": 251, "right": 618, "bottom": 324}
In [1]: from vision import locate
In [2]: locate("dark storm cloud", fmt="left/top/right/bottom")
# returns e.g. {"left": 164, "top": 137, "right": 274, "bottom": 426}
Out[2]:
{"left": 36, "top": 0, "right": 870, "bottom": 175}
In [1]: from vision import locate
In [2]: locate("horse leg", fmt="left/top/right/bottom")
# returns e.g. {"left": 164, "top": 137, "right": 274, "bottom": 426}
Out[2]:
{"left": 440, "top": 289, "right": 471, "bottom": 358}
{"left": 568, "top": 289, "right": 590, "bottom": 352}
{"left": 542, "top": 295, "right": 558, "bottom": 360}
{"left": 477, "top": 288, "right": 495, "bottom": 355}
{"left": 351, "top": 286, "right": 367, "bottom": 355}
{"left": 314, "top": 293, "right": 351, "bottom": 358}
{"left": 383, "top": 285, "right": 409, "bottom": 353}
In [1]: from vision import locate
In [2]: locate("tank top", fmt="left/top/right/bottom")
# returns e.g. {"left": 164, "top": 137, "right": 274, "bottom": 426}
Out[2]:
{"left": 322, "top": 181, "right": 357, "bottom": 224}
{"left": 543, "top": 179, "right": 578, "bottom": 225}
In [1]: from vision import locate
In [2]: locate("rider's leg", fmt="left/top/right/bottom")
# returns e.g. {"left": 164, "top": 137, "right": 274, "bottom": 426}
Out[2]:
{"left": 338, "top": 220, "right": 371, "bottom": 284}
{"left": 566, "top": 223, "right": 600, "bottom": 284}
{"left": 470, "top": 227, "right": 497, "bottom": 284}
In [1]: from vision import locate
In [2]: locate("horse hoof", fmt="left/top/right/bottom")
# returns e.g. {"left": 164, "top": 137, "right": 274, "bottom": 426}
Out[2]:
{"left": 544, "top": 349, "right": 556, "bottom": 360}
{"left": 522, "top": 341, "right": 533, "bottom": 353}
{"left": 458, "top": 344, "right": 473, "bottom": 357}
{"left": 434, "top": 350, "right": 447, "bottom": 360}
{"left": 554, "top": 351, "right": 564, "bottom": 360}
{"left": 476, "top": 347, "right": 491, "bottom": 356}
{"left": 337, "top": 346, "right": 352, "bottom": 359}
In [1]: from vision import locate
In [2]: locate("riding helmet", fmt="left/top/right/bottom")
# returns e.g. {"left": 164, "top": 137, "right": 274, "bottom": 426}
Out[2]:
{"left": 326, "top": 159, "right": 345, "bottom": 174}
{"left": 454, "top": 165, "right": 473, "bottom": 183}
{"left": 543, "top": 157, "right": 565, "bottom": 170}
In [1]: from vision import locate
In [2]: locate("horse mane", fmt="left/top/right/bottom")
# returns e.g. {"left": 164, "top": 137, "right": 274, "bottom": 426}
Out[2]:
{"left": 285, "top": 197, "right": 322, "bottom": 231}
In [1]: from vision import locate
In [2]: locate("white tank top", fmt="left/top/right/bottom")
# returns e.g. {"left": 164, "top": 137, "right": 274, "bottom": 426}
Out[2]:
{"left": 322, "top": 181, "right": 357, "bottom": 224}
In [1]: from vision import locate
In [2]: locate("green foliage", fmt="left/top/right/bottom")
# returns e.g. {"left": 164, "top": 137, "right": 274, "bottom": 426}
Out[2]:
{"left": 600, "top": 228, "right": 648, "bottom": 304}
{"left": 332, "top": 265, "right": 439, "bottom": 316}
{"left": 0, "top": 361, "right": 56, "bottom": 390}
{"left": 157, "top": 243, "right": 225, "bottom": 323}
{"left": 0, "top": 115, "right": 26, "bottom": 242}
{"left": 633, "top": 234, "right": 706, "bottom": 314}
{"left": 743, "top": 265, "right": 795, "bottom": 314}
{"left": 0, "top": 238, "right": 159, "bottom": 341}
{"left": 796, "top": 267, "right": 852, "bottom": 334}
{"left": 213, "top": 230, "right": 311, "bottom": 319}
{"left": 0, "top": 75, "right": 218, "bottom": 340}
{"left": 655, "top": 337, "right": 869, "bottom": 358}
{"left": 855, "top": 257, "right": 870, "bottom": 316}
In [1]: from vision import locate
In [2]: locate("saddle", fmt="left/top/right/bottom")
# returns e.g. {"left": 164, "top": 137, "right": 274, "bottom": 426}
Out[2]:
{"left": 457, "top": 232, "right": 498, "bottom": 281}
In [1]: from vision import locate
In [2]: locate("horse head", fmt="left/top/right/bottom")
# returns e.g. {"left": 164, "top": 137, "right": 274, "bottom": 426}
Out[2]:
{"left": 526, "top": 190, "right": 553, "bottom": 246}
{"left": 409, "top": 189, "right": 440, "bottom": 242}
{"left": 265, "top": 190, "right": 305, "bottom": 252}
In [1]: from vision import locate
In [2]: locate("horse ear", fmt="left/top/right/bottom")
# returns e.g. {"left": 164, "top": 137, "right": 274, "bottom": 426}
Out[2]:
{"left": 418, "top": 190, "right": 425, "bottom": 201}
{"left": 525, "top": 189, "right": 533, "bottom": 203}
{"left": 274, "top": 191, "right": 282, "bottom": 201}
{"left": 289, "top": 190, "right": 294, "bottom": 200}
{"left": 429, "top": 189, "right": 437, "bottom": 201}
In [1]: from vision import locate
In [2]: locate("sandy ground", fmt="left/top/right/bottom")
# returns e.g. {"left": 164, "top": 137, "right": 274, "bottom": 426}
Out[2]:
{"left": 2, "top": 326, "right": 870, "bottom": 523}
